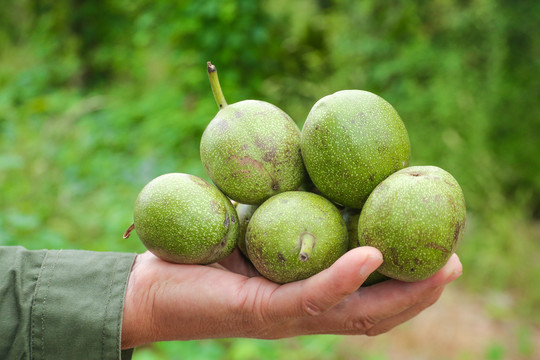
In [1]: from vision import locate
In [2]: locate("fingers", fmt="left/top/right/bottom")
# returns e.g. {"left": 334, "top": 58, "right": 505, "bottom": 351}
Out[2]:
{"left": 266, "top": 247, "right": 383, "bottom": 320}
{"left": 364, "top": 285, "right": 445, "bottom": 336}
{"left": 312, "top": 253, "right": 463, "bottom": 336}
{"left": 363, "top": 253, "right": 461, "bottom": 335}
{"left": 355, "top": 253, "right": 462, "bottom": 319}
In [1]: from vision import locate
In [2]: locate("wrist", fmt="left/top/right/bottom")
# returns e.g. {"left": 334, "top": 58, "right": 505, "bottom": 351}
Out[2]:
{"left": 121, "top": 254, "right": 154, "bottom": 349}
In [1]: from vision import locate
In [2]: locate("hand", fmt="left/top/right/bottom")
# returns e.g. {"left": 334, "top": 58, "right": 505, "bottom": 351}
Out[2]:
{"left": 121, "top": 247, "right": 462, "bottom": 348}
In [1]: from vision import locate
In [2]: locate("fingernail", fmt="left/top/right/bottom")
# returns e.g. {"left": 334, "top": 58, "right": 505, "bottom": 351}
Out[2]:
{"left": 450, "top": 269, "right": 462, "bottom": 281}
{"left": 444, "top": 268, "right": 462, "bottom": 283}
{"left": 359, "top": 254, "right": 383, "bottom": 278}
{"left": 442, "top": 253, "right": 462, "bottom": 283}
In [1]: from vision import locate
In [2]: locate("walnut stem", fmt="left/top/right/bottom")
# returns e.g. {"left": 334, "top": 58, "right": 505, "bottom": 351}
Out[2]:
{"left": 123, "top": 223, "right": 135, "bottom": 239}
{"left": 207, "top": 61, "right": 228, "bottom": 110}
{"left": 299, "top": 232, "right": 316, "bottom": 262}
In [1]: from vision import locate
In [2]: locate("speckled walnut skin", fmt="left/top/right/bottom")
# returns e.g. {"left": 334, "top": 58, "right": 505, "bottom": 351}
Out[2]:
{"left": 301, "top": 90, "right": 411, "bottom": 209}
{"left": 133, "top": 173, "right": 239, "bottom": 265}
{"left": 358, "top": 166, "right": 466, "bottom": 282}
{"left": 235, "top": 202, "right": 258, "bottom": 257}
{"left": 200, "top": 100, "right": 307, "bottom": 205}
{"left": 246, "top": 191, "right": 348, "bottom": 284}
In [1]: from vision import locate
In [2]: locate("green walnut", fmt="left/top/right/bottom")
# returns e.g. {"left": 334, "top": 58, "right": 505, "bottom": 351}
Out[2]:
{"left": 124, "top": 173, "right": 239, "bottom": 264}
{"left": 358, "top": 166, "right": 466, "bottom": 282}
{"left": 301, "top": 90, "right": 410, "bottom": 209}
{"left": 200, "top": 62, "right": 306, "bottom": 205}
{"left": 235, "top": 202, "right": 258, "bottom": 257}
{"left": 246, "top": 191, "right": 348, "bottom": 284}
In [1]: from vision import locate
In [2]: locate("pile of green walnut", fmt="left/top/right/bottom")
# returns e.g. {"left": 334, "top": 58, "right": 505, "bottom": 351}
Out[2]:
{"left": 124, "top": 62, "right": 466, "bottom": 285}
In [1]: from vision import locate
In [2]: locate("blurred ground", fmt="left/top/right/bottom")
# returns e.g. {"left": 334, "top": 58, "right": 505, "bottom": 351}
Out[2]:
{"left": 342, "top": 286, "right": 539, "bottom": 360}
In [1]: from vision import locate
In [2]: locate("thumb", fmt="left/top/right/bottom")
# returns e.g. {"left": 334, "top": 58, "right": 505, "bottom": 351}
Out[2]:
{"left": 268, "top": 246, "right": 383, "bottom": 319}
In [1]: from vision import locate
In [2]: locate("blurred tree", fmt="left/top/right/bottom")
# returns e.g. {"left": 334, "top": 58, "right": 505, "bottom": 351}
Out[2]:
{"left": 1, "top": 0, "right": 539, "bottom": 323}
{"left": 67, "top": 0, "right": 132, "bottom": 86}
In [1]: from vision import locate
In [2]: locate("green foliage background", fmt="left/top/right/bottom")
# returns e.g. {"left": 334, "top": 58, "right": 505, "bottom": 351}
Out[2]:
{"left": 1, "top": 0, "right": 539, "bottom": 359}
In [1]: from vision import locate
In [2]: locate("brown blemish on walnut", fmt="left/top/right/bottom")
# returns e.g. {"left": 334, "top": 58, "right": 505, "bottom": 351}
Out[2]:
{"left": 191, "top": 176, "right": 212, "bottom": 187}
{"left": 389, "top": 247, "right": 401, "bottom": 266}
{"left": 425, "top": 242, "right": 450, "bottom": 253}
{"left": 263, "top": 148, "right": 277, "bottom": 162}
{"left": 210, "top": 200, "right": 223, "bottom": 214}
{"left": 254, "top": 135, "right": 266, "bottom": 150}
{"left": 444, "top": 179, "right": 455, "bottom": 187}
{"left": 229, "top": 155, "right": 265, "bottom": 173}
{"left": 453, "top": 221, "right": 464, "bottom": 244}
{"left": 447, "top": 194, "right": 457, "bottom": 211}
{"left": 219, "top": 236, "right": 227, "bottom": 248}
{"left": 360, "top": 228, "right": 372, "bottom": 245}
{"left": 216, "top": 119, "right": 229, "bottom": 131}
{"left": 377, "top": 144, "right": 389, "bottom": 154}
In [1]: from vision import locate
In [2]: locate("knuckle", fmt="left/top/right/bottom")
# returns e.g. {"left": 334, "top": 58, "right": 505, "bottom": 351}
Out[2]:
{"left": 233, "top": 280, "right": 271, "bottom": 327}
{"left": 345, "top": 314, "right": 378, "bottom": 333}
{"left": 301, "top": 297, "right": 324, "bottom": 317}
{"left": 231, "top": 282, "right": 293, "bottom": 339}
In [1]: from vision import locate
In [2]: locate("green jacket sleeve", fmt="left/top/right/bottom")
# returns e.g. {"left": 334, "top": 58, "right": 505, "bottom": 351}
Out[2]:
{"left": 0, "top": 246, "right": 137, "bottom": 360}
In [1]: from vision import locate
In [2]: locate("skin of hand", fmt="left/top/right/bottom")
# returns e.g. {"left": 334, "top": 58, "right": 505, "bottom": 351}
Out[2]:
{"left": 121, "top": 247, "right": 462, "bottom": 349}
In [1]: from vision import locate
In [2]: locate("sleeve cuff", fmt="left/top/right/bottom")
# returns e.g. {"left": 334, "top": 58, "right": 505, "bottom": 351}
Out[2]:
{"left": 30, "top": 249, "right": 137, "bottom": 360}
